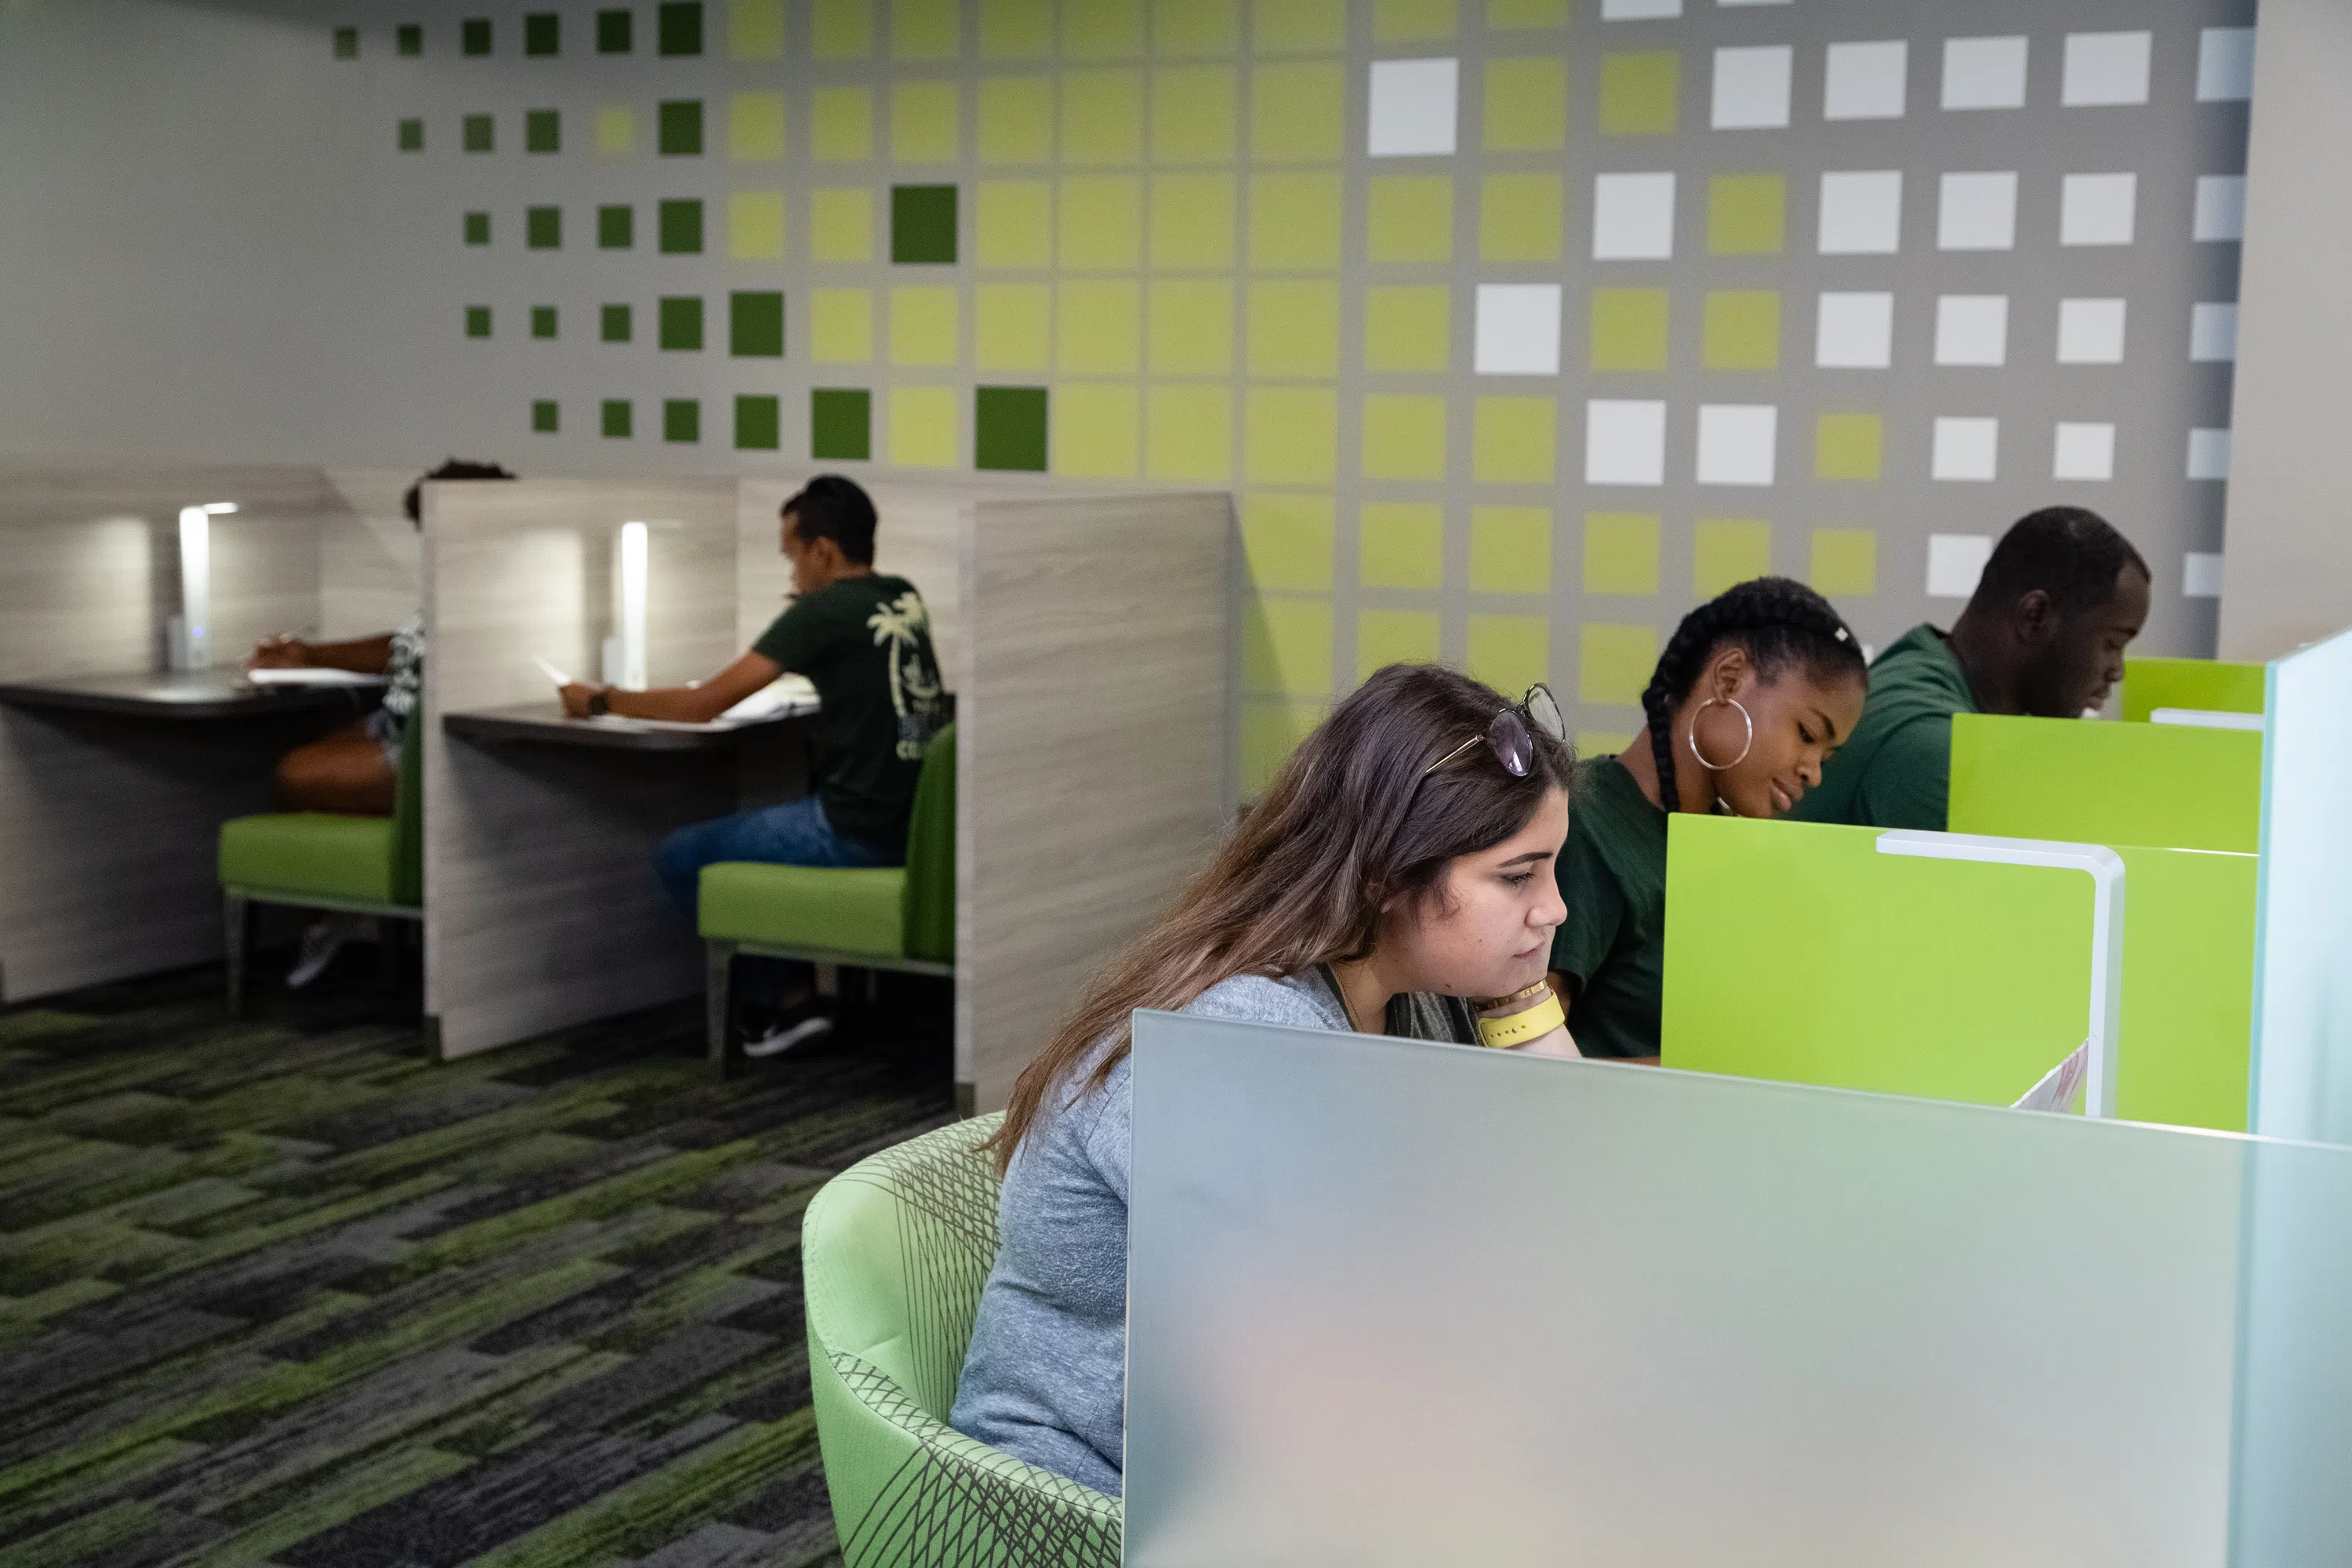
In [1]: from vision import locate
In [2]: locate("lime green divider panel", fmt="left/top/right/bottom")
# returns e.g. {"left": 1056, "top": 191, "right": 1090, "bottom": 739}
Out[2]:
{"left": 1948, "top": 713, "right": 2262, "bottom": 853}
{"left": 1662, "top": 815, "right": 2256, "bottom": 1130}
{"left": 1662, "top": 815, "right": 2093, "bottom": 1108}
{"left": 2123, "top": 656, "right": 2267, "bottom": 723}
{"left": 2114, "top": 844, "right": 2255, "bottom": 1132}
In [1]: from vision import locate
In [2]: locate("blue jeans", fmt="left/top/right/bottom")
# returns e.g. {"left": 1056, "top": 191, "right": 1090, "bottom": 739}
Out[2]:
{"left": 657, "top": 796, "right": 892, "bottom": 1013}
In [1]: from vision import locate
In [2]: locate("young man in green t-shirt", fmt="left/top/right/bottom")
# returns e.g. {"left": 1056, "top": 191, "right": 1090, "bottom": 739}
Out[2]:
{"left": 561, "top": 475, "right": 946, "bottom": 1052}
{"left": 1792, "top": 506, "right": 2150, "bottom": 832}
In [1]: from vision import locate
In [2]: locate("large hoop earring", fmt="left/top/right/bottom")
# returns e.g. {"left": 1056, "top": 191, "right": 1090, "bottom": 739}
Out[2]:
{"left": 1688, "top": 697, "right": 1753, "bottom": 771}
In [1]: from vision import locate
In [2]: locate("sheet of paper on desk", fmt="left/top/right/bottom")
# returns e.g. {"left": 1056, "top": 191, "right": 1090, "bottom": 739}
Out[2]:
{"left": 2013, "top": 1042, "right": 2089, "bottom": 1113}
{"left": 245, "top": 668, "right": 389, "bottom": 688}
{"left": 720, "top": 674, "right": 819, "bottom": 720}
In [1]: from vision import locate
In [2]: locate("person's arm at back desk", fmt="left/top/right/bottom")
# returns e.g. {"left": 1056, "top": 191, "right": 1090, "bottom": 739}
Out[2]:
{"left": 249, "top": 633, "right": 396, "bottom": 673}
{"left": 558, "top": 651, "right": 784, "bottom": 724}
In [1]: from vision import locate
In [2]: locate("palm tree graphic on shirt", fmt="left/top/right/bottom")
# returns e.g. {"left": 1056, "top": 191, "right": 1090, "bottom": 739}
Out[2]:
{"left": 868, "top": 591, "right": 943, "bottom": 760}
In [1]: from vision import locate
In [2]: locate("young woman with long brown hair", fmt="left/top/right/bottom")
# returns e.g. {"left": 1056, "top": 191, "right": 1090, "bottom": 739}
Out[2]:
{"left": 949, "top": 663, "right": 1577, "bottom": 1493}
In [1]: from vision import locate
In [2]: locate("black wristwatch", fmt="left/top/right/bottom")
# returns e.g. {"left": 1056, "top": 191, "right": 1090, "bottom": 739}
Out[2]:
{"left": 586, "top": 688, "right": 611, "bottom": 717}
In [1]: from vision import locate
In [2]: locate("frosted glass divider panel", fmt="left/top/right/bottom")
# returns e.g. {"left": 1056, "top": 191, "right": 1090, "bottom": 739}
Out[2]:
{"left": 2251, "top": 626, "right": 2352, "bottom": 1143}
{"left": 1125, "top": 1013, "right": 2240, "bottom": 1567}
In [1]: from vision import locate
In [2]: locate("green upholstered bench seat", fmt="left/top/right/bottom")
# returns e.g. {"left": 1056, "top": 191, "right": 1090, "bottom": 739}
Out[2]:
{"left": 220, "top": 812, "right": 404, "bottom": 907}
{"left": 700, "top": 862, "right": 908, "bottom": 960}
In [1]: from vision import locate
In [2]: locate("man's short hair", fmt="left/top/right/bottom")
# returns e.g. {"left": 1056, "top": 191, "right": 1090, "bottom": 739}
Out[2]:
{"left": 782, "top": 474, "right": 879, "bottom": 565}
{"left": 402, "top": 458, "right": 515, "bottom": 525}
{"left": 1969, "top": 506, "right": 2150, "bottom": 618}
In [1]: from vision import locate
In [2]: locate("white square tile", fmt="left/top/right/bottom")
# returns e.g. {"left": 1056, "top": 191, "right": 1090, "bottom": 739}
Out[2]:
{"left": 1942, "top": 36, "right": 2028, "bottom": 111}
{"left": 2062, "top": 31, "right": 2152, "bottom": 107}
{"left": 1927, "top": 533, "right": 1994, "bottom": 597}
{"left": 1818, "top": 170, "right": 1903, "bottom": 254}
{"left": 1696, "top": 404, "right": 1777, "bottom": 486}
{"left": 2054, "top": 421, "right": 2116, "bottom": 481}
{"left": 2187, "top": 427, "right": 2231, "bottom": 481}
{"left": 1367, "top": 58, "right": 1459, "bottom": 158}
{"left": 1601, "top": 0, "right": 1680, "bottom": 17}
{"left": 1586, "top": 400, "right": 1668, "bottom": 486}
{"left": 1937, "top": 171, "right": 2018, "bottom": 251}
{"left": 2194, "top": 175, "right": 2247, "bottom": 241}
{"left": 1712, "top": 45, "right": 1793, "bottom": 129}
{"left": 1592, "top": 172, "right": 1676, "bottom": 260}
{"left": 1932, "top": 417, "right": 1999, "bottom": 481}
{"left": 2183, "top": 552, "right": 2226, "bottom": 598}
{"left": 1934, "top": 295, "right": 2009, "bottom": 366}
{"left": 2060, "top": 172, "right": 2137, "bottom": 246}
{"left": 2057, "top": 298, "right": 2128, "bottom": 364}
{"left": 1474, "top": 283, "right": 1562, "bottom": 376}
{"left": 1824, "top": 41, "right": 1907, "bottom": 121}
{"left": 2190, "top": 302, "right": 2239, "bottom": 362}
{"left": 1815, "top": 292, "right": 1894, "bottom": 369}
{"left": 2198, "top": 28, "right": 2257, "bottom": 102}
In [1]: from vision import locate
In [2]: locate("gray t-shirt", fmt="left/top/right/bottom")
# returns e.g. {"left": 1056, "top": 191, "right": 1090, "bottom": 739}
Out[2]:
{"left": 948, "top": 967, "right": 1476, "bottom": 1495}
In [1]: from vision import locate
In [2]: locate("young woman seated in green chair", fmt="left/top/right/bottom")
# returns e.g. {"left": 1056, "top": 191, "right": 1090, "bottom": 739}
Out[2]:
{"left": 952, "top": 662, "right": 1579, "bottom": 1494}
{"left": 1546, "top": 576, "right": 1867, "bottom": 1064}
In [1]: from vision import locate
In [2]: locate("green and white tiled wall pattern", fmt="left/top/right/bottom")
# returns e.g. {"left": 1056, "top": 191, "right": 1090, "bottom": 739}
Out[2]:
{"left": 339, "top": 0, "right": 2252, "bottom": 788}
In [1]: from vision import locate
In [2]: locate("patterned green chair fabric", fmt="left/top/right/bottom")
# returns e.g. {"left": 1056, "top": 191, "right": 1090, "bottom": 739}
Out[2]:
{"left": 803, "top": 1112, "right": 1122, "bottom": 1567}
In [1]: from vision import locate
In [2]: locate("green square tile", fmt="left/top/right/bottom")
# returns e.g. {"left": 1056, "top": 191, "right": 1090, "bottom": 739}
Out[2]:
{"left": 462, "top": 17, "right": 492, "bottom": 54}
{"left": 397, "top": 118, "right": 423, "bottom": 152}
{"left": 658, "top": 100, "right": 703, "bottom": 156}
{"left": 1469, "top": 504, "right": 1552, "bottom": 593}
{"left": 524, "top": 12, "right": 560, "bottom": 54}
{"left": 657, "top": 1, "right": 702, "bottom": 55}
{"left": 891, "top": 184, "right": 958, "bottom": 263}
{"left": 731, "top": 291, "right": 784, "bottom": 357}
{"left": 1589, "top": 288, "right": 1669, "bottom": 372}
{"left": 397, "top": 24, "right": 422, "bottom": 54}
{"left": 601, "top": 303, "right": 632, "bottom": 341}
{"left": 659, "top": 296, "right": 704, "bottom": 350}
{"left": 975, "top": 386, "right": 1048, "bottom": 471}
{"left": 1708, "top": 174, "right": 1786, "bottom": 256}
{"left": 525, "top": 109, "right": 560, "bottom": 154}
{"left": 464, "top": 305, "right": 492, "bottom": 339}
{"left": 1701, "top": 289, "right": 1779, "bottom": 370}
{"left": 333, "top": 27, "right": 359, "bottom": 59}
{"left": 658, "top": 198, "right": 703, "bottom": 253}
{"left": 1693, "top": 519, "right": 1772, "bottom": 597}
{"left": 735, "top": 394, "right": 781, "bottom": 451}
{"left": 531, "top": 305, "right": 557, "bottom": 339}
{"left": 1580, "top": 622, "right": 1658, "bottom": 707}
{"left": 526, "top": 206, "right": 562, "bottom": 249}
{"left": 1583, "top": 511, "right": 1660, "bottom": 596}
{"left": 463, "top": 211, "right": 491, "bottom": 245}
{"left": 602, "top": 399, "right": 633, "bottom": 438}
{"left": 811, "top": 388, "right": 873, "bottom": 459}
{"left": 1357, "top": 608, "right": 1442, "bottom": 680}
{"left": 597, "top": 9, "right": 633, "bottom": 51}
{"left": 1598, "top": 52, "right": 1677, "bottom": 135}
{"left": 1359, "top": 502, "right": 1443, "bottom": 590}
{"left": 463, "top": 114, "right": 494, "bottom": 153}
{"left": 598, "top": 205, "right": 634, "bottom": 249}
{"left": 664, "top": 398, "right": 700, "bottom": 442}
{"left": 1809, "top": 528, "right": 1878, "bottom": 596}
{"left": 1815, "top": 414, "right": 1884, "bottom": 481}
{"left": 532, "top": 399, "right": 559, "bottom": 433}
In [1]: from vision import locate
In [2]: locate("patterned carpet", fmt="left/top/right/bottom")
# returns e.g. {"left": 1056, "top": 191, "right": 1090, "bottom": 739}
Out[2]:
{"left": 0, "top": 964, "right": 957, "bottom": 1567}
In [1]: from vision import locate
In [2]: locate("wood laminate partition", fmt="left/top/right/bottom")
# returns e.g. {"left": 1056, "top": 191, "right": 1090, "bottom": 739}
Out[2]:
{"left": 0, "top": 459, "right": 342, "bottom": 998}
{"left": 742, "top": 474, "right": 1236, "bottom": 1111}
{"left": 423, "top": 477, "right": 742, "bottom": 1058}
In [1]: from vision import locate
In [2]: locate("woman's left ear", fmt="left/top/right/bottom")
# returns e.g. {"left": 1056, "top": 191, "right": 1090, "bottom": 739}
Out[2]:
{"left": 1710, "top": 644, "right": 1751, "bottom": 699}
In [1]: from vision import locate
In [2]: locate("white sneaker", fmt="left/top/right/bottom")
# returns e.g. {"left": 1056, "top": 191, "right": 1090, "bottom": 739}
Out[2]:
{"left": 285, "top": 915, "right": 361, "bottom": 989}
{"left": 742, "top": 1015, "right": 834, "bottom": 1058}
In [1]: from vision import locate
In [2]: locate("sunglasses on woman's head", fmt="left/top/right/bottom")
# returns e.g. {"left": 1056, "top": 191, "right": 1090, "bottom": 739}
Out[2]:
{"left": 1422, "top": 684, "right": 1569, "bottom": 780}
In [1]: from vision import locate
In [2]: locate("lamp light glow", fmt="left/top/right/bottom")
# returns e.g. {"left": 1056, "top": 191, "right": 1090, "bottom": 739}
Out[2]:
{"left": 174, "top": 506, "right": 212, "bottom": 670}
{"left": 617, "top": 521, "right": 648, "bottom": 690}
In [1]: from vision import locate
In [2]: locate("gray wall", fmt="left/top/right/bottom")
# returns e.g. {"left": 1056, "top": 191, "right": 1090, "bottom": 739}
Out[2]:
{"left": 2217, "top": 0, "right": 2352, "bottom": 661}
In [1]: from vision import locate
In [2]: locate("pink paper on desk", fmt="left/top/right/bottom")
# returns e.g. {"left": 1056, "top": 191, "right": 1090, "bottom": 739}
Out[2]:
{"left": 2013, "top": 1042, "right": 2089, "bottom": 1114}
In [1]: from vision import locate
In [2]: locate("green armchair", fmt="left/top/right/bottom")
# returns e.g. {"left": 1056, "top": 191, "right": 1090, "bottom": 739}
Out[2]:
{"left": 803, "top": 1112, "right": 1122, "bottom": 1567}
{"left": 699, "top": 723, "right": 956, "bottom": 1070}
{"left": 217, "top": 706, "right": 422, "bottom": 1012}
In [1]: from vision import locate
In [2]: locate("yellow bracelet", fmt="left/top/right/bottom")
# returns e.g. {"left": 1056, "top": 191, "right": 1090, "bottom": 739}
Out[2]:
{"left": 1476, "top": 993, "right": 1565, "bottom": 1049}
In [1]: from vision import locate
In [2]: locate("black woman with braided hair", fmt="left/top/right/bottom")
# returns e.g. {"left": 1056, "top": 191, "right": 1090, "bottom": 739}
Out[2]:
{"left": 1544, "top": 576, "right": 1867, "bottom": 1062}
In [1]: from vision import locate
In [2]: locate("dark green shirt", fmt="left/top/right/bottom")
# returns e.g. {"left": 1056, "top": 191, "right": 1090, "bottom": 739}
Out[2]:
{"left": 1549, "top": 755, "right": 1668, "bottom": 1060}
{"left": 1789, "top": 622, "right": 1978, "bottom": 831}
{"left": 753, "top": 574, "right": 945, "bottom": 858}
